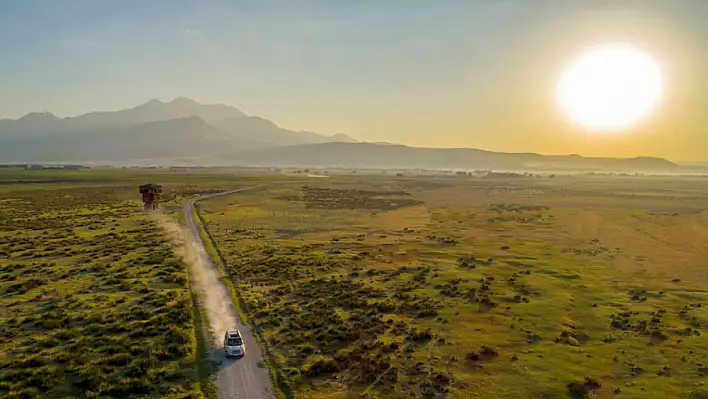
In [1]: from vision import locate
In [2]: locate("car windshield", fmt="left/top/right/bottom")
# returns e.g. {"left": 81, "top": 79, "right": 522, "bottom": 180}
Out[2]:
{"left": 226, "top": 337, "right": 242, "bottom": 346}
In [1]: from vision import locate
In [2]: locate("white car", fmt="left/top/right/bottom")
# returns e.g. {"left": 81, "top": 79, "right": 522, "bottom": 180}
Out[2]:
{"left": 224, "top": 330, "right": 245, "bottom": 358}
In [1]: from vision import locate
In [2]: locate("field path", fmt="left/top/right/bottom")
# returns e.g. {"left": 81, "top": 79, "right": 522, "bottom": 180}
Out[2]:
{"left": 183, "top": 186, "right": 275, "bottom": 399}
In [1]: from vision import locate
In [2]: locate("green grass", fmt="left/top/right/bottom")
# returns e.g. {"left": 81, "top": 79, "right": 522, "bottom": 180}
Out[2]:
{"left": 0, "top": 185, "right": 201, "bottom": 398}
{"left": 0, "top": 168, "right": 267, "bottom": 399}
{"left": 198, "top": 176, "right": 708, "bottom": 399}
{"left": 4, "top": 168, "right": 708, "bottom": 398}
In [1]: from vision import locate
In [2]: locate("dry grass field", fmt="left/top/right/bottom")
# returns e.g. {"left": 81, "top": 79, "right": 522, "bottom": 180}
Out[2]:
{"left": 199, "top": 174, "right": 708, "bottom": 399}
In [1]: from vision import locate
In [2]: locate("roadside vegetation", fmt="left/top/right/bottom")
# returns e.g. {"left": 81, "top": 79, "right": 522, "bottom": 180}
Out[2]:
{"left": 200, "top": 177, "right": 708, "bottom": 399}
{"left": 0, "top": 168, "right": 247, "bottom": 399}
{"left": 3, "top": 167, "right": 708, "bottom": 398}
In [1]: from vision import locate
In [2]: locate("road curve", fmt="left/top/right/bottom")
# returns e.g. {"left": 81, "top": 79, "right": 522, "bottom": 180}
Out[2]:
{"left": 183, "top": 186, "right": 275, "bottom": 399}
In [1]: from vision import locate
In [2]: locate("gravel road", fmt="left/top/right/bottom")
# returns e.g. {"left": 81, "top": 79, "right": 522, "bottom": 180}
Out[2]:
{"left": 182, "top": 187, "right": 275, "bottom": 399}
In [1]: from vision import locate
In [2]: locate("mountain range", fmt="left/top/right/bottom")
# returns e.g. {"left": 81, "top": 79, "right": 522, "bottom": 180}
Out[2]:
{"left": 224, "top": 142, "right": 678, "bottom": 172}
{"left": 0, "top": 98, "right": 357, "bottom": 162}
{"left": 0, "top": 98, "right": 680, "bottom": 172}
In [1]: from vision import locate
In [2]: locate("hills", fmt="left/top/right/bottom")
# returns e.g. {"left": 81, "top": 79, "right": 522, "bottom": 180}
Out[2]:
{"left": 225, "top": 142, "right": 678, "bottom": 172}
{"left": 0, "top": 98, "right": 681, "bottom": 172}
{"left": 0, "top": 98, "right": 356, "bottom": 162}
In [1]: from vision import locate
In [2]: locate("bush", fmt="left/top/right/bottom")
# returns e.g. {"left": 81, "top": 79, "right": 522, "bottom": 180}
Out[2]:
{"left": 567, "top": 377, "right": 601, "bottom": 398}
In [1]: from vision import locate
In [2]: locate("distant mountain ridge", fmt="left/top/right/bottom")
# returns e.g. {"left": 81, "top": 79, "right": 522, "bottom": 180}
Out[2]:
{"left": 0, "top": 98, "right": 680, "bottom": 172}
{"left": 224, "top": 142, "right": 679, "bottom": 172}
{"left": 0, "top": 98, "right": 357, "bottom": 162}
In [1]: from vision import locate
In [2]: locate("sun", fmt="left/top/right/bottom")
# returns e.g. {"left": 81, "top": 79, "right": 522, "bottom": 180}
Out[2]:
{"left": 556, "top": 43, "right": 662, "bottom": 132}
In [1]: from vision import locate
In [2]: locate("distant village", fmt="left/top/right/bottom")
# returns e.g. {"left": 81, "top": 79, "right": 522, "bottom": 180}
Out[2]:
{"left": 0, "top": 163, "right": 89, "bottom": 170}
{"left": 0, "top": 163, "right": 652, "bottom": 178}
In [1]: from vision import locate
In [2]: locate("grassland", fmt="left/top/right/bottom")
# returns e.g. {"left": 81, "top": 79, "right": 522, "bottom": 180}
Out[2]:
{"left": 0, "top": 168, "right": 253, "bottom": 399}
{"left": 199, "top": 174, "right": 708, "bottom": 399}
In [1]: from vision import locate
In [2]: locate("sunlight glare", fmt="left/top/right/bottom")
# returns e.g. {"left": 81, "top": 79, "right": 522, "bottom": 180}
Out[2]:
{"left": 556, "top": 43, "right": 662, "bottom": 132}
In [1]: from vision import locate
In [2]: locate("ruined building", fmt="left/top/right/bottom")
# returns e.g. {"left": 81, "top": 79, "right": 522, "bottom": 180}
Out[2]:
{"left": 139, "top": 183, "right": 162, "bottom": 211}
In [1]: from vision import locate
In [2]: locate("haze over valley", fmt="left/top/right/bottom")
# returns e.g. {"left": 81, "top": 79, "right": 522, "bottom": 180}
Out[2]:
{"left": 4, "top": 2, "right": 708, "bottom": 399}
{"left": 0, "top": 98, "right": 686, "bottom": 173}
{"left": 0, "top": 98, "right": 356, "bottom": 162}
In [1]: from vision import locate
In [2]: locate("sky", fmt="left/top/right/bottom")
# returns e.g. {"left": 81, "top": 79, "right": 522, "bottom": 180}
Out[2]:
{"left": 1, "top": 0, "right": 708, "bottom": 161}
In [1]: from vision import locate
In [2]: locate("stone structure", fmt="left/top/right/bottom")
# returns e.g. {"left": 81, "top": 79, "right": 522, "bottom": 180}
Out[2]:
{"left": 139, "top": 183, "right": 162, "bottom": 211}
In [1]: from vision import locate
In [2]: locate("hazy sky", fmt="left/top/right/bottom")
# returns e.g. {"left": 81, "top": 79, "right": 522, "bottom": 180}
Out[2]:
{"left": 2, "top": 1, "right": 707, "bottom": 161}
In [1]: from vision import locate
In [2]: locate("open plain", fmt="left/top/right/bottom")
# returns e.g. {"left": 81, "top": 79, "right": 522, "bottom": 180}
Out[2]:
{"left": 198, "top": 172, "right": 708, "bottom": 399}
{"left": 0, "top": 168, "right": 253, "bottom": 399}
{"left": 2, "top": 168, "right": 708, "bottom": 398}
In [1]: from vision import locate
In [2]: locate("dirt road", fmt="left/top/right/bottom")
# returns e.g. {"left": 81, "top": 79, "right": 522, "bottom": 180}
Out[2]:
{"left": 182, "top": 187, "right": 275, "bottom": 399}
